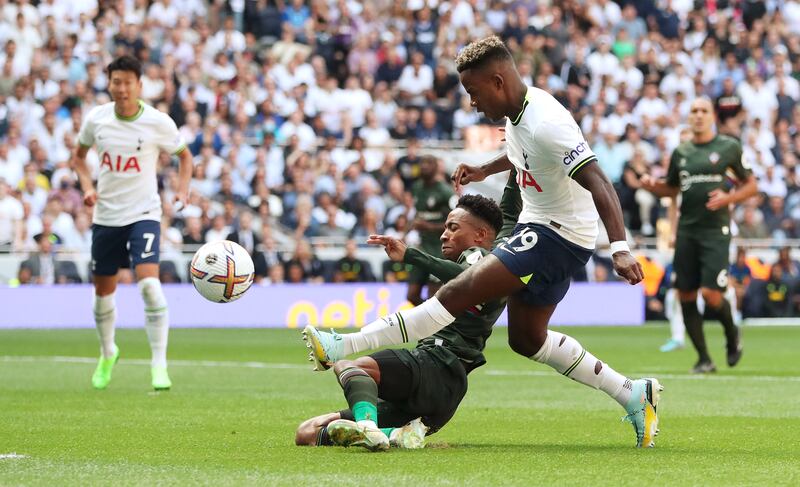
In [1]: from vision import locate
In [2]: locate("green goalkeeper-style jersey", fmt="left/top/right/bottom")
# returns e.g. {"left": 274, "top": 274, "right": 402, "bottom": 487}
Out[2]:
{"left": 411, "top": 180, "right": 456, "bottom": 255}
{"left": 401, "top": 169, "right": 522, "bottom": 371}
{"left": 666, "top": 135, "right": 751, "bottom": 235}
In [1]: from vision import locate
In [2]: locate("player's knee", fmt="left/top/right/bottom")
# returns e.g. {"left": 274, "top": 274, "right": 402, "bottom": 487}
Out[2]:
{"left": 507, "top": 326, "right": 547, "bottom": 358}
{"left": 138, "top": 277, "right": 166, "bottom": 308}
{"left": 701, "top": 288, "right": 723, "bottom": 308}
{"left": 332, "top": 360, "right": 356, "bottom": 376}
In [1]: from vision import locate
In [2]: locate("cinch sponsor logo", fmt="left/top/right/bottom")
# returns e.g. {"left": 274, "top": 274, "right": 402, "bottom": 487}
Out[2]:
{"left": 563, "top": 141, "right": 589, "bottom": 165}
{"left": 100, "top": 152, "right": 141, "bottom": 172}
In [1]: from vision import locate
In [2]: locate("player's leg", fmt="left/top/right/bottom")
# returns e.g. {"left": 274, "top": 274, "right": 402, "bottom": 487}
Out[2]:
{"left": 294, "top": 412, "right": 342, "bottom": 446}
{"left": 330, "top": 354, "right": 389, "bottom": 451}
{"left": 90, "top": 225, "right": 127, "bottom": 389}
{"left": 131, "top": 221, "right": 170, "bottom": 390}
{"left": 506, "top": 295, "right": 662, "bottom": 447}
{"left": 304, "top": 254, "right": 523, "bottom": 367}
{"left": 674, "top": 234, "right": 714, "bottom": 372}
{"left": 699, "top": 238, "right": 742, "bottom": 367}
{"left": 660, "top": 288, "right": 685, "bottom": 352}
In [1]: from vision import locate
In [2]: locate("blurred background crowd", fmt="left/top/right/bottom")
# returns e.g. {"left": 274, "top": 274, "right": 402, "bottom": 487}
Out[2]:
{"left": 0, "top": 0, "right": 798, "bottom": 317}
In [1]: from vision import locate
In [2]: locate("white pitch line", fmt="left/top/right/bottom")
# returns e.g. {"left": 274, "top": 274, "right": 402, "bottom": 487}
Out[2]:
{"left": 0, "top": 355, "right": 308, "bottom": 370}
{"left": 483, "top": 369, "right": 800, "bottom": 382}
{"left": 4, "top": 356, "right": 799, "bottom": 383}
{"left": 0, "top": 453, "right": 28, "bottom": 460}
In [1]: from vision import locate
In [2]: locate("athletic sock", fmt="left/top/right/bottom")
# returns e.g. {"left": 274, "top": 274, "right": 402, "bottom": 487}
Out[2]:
{"left": 93, "top": 293, "right": 117, "bottom": 358}
{"left": 337, "top": 366, "right": 379, "bottom": 424}
{"left": 381, "top": 427, "right": 394, "bottom": 437}
{"left": 711, "top": 298, "right": 738, "bottom": 349}
{"left": 343, "top": 296, "right": 455, "bottom": 355}
{"left": 531, "top": 330, "right": 633, "bottom": 407}
{"left": 665, "top": 289, "right": 685, "bottom": 342}
{"left": 681, "top": 299, "right": 711, "bottom": 362}
{"left": 138, "top": 277, "right": 169, "bottom": 368}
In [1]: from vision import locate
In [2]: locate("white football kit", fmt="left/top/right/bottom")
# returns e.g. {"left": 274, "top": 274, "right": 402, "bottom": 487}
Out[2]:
{"left": 504, "top": 87, "right": 600, "bottom": 249}
{"left": 78, "top": 101, "right": 186, "bottom": 227}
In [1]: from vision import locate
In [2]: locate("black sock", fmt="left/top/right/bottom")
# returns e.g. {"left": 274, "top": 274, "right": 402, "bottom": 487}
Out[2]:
{"left": 316, "top": 426, "right": 333, "bottom": 446}
{"left": 711, "top": 298, "right": 738, "bottom": 350}
{"left": 681, "top": 300, "right": 711, "bottom": 363}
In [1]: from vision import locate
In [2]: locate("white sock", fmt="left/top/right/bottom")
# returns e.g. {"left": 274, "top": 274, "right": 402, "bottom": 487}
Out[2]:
{"left": 94, "top": 292, "right": 117, "bottom": 358}
{"left": 343, "top": 297, "right": 456, "bottom": 356}
{"left": 665, "top": 289, "right": 685, "bottom": 342}
{"left": 532, "top": 330, "right": 633, "bottom": 407}
{"left": 138, "top": 277, "right": 169, "bottom": 368}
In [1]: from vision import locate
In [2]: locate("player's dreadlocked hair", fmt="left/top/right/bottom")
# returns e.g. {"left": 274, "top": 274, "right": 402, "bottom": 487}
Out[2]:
{"left": 457, "top": 194, "right": 503, "bottom": 234}
{"left": 107, "top": 55, "right": 142, "bottom": 79}
{"left": 455, "top": 35, "right": 513, "bottom": 73}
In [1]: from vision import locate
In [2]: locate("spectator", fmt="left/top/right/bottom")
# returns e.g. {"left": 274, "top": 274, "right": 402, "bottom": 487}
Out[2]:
{"left": 283, "top": 240, "right": 324, "bottom": 283}
{"left": 333, "top": 239, "right": 375, "bottom": 283}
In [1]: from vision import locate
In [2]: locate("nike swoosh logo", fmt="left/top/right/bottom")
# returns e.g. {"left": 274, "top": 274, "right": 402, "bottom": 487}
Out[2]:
{"left": 141, "top": 251, "right": 155, "bottom": 259}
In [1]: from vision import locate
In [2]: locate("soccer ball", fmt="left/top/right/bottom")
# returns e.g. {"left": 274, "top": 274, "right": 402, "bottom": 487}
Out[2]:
{"left": 190, "top": 241, "right": 255, "bottom": 303}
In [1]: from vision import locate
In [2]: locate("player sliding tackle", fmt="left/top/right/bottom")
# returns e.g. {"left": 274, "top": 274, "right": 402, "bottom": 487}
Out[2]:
{"left": 305, "top": 36, "right": 663, "bottom": 448}
{"left": 297, "top": 194, "right": 510, "bottom": 451}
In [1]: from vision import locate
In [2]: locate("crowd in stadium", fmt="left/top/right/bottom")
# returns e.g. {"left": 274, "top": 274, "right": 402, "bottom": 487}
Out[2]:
{"left": 0, "top": 0, "right": 799, "bottom": 316}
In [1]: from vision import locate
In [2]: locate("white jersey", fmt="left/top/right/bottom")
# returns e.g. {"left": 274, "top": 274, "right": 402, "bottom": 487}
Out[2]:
{"left": 504, "top": 87, "right": 599, "bottom": 249}
{"left": 77, "top": 101, "right": 186, "bottom": 226}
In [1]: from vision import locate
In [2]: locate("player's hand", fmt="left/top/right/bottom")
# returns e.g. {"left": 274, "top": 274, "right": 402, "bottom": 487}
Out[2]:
{"left": 173, "top": 189, "right": 189, "bottom": 211}
{"left": 83, "top": 189, "right": 98, "bottom": 207}
{"left": 706, "top": 189, "right": 730, "bottom": 211}
{"left": 612, "top": 251, "right": 644, "bottom": 285}
{"left": 638, "top": 174, "right": 657, "bottom": 192}
{"left": 367, "top": 234, "right": 407, "bottom": 262}
{"left": 451, "top": 163, "right": 486, "bottom": 192}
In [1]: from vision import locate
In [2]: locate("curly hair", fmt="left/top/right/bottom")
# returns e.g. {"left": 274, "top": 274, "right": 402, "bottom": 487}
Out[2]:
{"left": 107, "top": 55, "right": 142, "bottom": 79}
{"left": 455, "top": 35, "right": 513, "bottom": 73}
{"left": 457, "top": 194, "right": 503, "bottom": 234}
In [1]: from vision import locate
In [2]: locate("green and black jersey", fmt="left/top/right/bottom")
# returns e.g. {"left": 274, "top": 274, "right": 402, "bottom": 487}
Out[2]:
{"left": 412, "top": 180, "right": 456, "bottom": 255}
{"left": 399, "top": 170, "right": 522, "bottom": 372}
{"left": 666, "top": 135, "right": 751, "bottom": 235}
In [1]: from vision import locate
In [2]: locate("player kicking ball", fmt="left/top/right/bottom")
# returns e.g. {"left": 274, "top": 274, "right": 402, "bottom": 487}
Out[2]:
{"left": 305, "top": 36, "right": 663, "bottom": 448}
{"left": 72, "top": 56, "right": 194, "bottom": 390}
{"left": 297, "top": 195, "right": 508, "bottom": 451}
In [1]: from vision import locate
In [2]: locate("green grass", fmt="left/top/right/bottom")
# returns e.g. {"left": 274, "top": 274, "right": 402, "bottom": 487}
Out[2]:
{"left": 1, "top": 324, "right": 799, "bottom": 486}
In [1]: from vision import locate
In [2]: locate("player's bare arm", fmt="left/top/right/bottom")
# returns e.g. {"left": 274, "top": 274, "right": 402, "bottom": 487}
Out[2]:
{"left": 451, "top": 153, "right": 513, "bottom": 192}
{"left": 174, "top": 147, "right": 193, "bottom": 207}
{"left": 706, "top": 174, "right": 758, "bottom": 211}
{"left": 71, "top": 144, "right": 97, "bottom": 207}
{"left": 573, "top": 163, "right": 644, "bottom": 285}
{"left": 639, "top": 174, "right": 680, "bottom": 198}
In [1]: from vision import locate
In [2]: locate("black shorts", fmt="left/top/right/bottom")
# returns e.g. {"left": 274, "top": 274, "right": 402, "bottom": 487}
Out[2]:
{"left": 674, "top": 231, "right": 730, "bottom": 291}
{"left": 492, "top": 223, "right": 593, "bottom": 306}
{"left": 91, "top": 220, "right": 161, "bottom": 276}
{"left": 340, "top": 348, "right": 468, "bottom": 435}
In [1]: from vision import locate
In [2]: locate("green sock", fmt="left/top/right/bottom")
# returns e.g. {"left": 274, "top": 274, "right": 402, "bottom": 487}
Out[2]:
{"left": 381, "top": 427, "right": 394, "bottom": 437}
{"left": 352, "top": 401, "right": 378, "bottom": 423}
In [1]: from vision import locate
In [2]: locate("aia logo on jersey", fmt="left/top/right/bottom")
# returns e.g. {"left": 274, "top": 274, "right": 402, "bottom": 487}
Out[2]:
{"left": 100, "top": 152, "right": 141, "bottom": 172}
{"left": 516, "top": 169, "right": 542, "bottom": 192}
{"left": 563, "top": 141, "right": 589, "bottom": 165}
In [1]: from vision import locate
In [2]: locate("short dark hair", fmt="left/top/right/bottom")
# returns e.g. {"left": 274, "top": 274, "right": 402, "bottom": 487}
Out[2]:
{"left": 457, "top": 194, "right": 503, "bottom": 234}
{"left": 455, "top": 36, "right": 513, "bottom": 73}
{"left": 107, "top": 55, "right": 142, "bottom": 79}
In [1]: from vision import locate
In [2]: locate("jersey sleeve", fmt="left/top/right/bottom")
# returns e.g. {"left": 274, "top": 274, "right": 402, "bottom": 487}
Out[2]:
{"left": 728, "top": 140, "right": 752, "bottom": 181}
{"left": 403, "top": 247, "right": 465, "bottom": 282}
{"left": 157, "top": 114, "right": 187, "bottom": 155}
{"left": 497, "top": 168, "right": 521, "bottom": 243}
{"left": 666, "top": 149, "right": 681, "bottom": 188}
{"left": 76, "top": 108, "right": 97, "bottom": 148}
{"left": 533, "top": 120, "right": 597, "bottom": 179}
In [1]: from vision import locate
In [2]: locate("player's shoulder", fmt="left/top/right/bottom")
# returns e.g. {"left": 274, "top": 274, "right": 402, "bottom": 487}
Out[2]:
{"left": 140, "top": 102, "right": 174, "bottom": 124}
{"left": 674, "top": 140, "right": 694, "bottom": 155}
{"left": 715, "top": 134, "right": 742, "bottom": 150}
{"left": 457, "top": 246, "right": 489, "bottom": 267}
{"left": 85, "top": 102, "right": 114, "bottom": 121}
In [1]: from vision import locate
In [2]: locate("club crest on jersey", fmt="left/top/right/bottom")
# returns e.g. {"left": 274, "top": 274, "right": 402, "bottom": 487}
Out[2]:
{"left": 100, "top": 152, "right": 141, "bottom": 172}
{"left": 563, "top": 141, "right": 589, "bottom": 165}
{"left": 709, "top": 152, "right": 720, "bottom": 164}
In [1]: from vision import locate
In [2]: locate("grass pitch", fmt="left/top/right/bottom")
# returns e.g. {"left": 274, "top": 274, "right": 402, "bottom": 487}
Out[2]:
{"left": 1, "top": 324, "right": 798, "bottom": 486}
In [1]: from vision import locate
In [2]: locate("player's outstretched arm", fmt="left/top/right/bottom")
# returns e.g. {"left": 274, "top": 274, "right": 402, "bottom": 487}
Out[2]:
{"left": 71, "top": 145, "right": 97, "bottom": 207}
{"left": 367, "top": 235, "right": 464, "bottom": 282}
{"left": 451, "top": 153, "right": 512, "bottom": 192}
{"left": 573, "top": 162, "right": 644, "bottom": 285}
